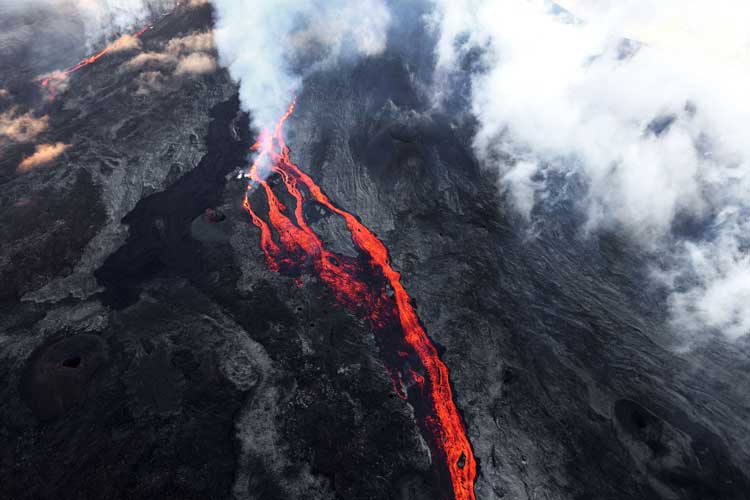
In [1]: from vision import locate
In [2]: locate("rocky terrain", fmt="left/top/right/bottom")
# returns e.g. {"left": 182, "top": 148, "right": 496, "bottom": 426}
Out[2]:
{"left": 1, "top": 3, "right": 750, "bottom": 500}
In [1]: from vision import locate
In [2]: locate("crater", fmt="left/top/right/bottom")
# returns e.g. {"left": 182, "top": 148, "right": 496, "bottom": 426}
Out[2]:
{"left": 21, "top": 334, "right": 109, "bottom": 420}
{"left": 613, "top": 399, "right": 668, "bottom": 456}
{"left": 61, "top": 356, "right": 81, "bottom": 368}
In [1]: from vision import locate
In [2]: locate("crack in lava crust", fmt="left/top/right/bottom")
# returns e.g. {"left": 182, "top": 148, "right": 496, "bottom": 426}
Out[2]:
{"left": 243, "top": 101, "right": 477, "bottom": 500}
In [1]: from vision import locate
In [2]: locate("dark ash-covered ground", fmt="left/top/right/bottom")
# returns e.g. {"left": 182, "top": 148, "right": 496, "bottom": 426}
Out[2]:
{"left": 2, "top": 3, "right": 750, "bottom": 500}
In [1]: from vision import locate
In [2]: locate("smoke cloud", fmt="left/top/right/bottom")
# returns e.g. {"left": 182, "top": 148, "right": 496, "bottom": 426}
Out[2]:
{"left": 124, "top": 30, "right": 217, "bottom": 90}
{"left": 71, "top": 0, "right": 178, "bottom": 46}
{"left": 166, "top": 31, "right": 214, "bottom": 53}
{"left": 211, "top": 0, "right": 392, "bottom": 132}
{"left": 0, "top": 1, "right": 176, "bottom": 67}
{"left": 17, "top": 142, "right": 69, "bottom": 172}
{"left": 175, "top": 52, "right": 216, "bottom": 75}
{"left": 125, "top": 51, "right": 174, "bottom": 71}
{"left": 133, "top": 70, "right": 166, "bottom": 94}
{"left": 0, "top": 109, "right": 49, "bottom": 143}
{"left": 105, "top": 32, "right": 143, "bottom": 52}
{"left": 430, "top": 0, "right": 750, "bottom": 342}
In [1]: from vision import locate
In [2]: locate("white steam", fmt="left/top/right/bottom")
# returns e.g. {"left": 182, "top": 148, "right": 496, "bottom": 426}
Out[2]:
{"left": 75, "top": 0, "right": 177, "bottom": 44}
{"left": 431, "top": 0, "right": 750, "bottom": 342}
{"left": 0, "top": 0, "right": 177, "bottom": 50}
{"left": 211, "top": 0, "right": 391, "bottom": 132}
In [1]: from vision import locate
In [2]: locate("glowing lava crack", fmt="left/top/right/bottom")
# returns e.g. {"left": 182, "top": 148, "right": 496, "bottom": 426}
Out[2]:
{"left": 35, "top": 26, "right": 149, "bottom": 99}
{"left": 243, "top": 101, "right": 477, "bottom": 500}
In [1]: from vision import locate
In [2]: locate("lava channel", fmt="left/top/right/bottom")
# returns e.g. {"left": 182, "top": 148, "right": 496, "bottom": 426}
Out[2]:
{"left": 243, "top": 101, "right": 477, "bottom": 500}
{"left": 35, "top": 26, "right": 150, "bottom": 100}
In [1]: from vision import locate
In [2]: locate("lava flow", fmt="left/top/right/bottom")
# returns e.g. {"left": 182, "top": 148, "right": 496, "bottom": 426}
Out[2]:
{"left": 243, "top": 101, "right": 477, "bottom": 500}
{"left": 35, "top": 26, "right": 150, "bottom": 99}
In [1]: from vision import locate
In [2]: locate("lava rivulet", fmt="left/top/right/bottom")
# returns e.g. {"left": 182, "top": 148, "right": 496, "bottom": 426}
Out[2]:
{"left": 243, "top": 101, "right": 477, "bottom": 500}
{"left": 35, "top": 26, "right": 149, "bottom": 99}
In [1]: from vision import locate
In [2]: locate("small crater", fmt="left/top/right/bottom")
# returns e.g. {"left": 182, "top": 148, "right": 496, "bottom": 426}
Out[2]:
{"left": 615, "top": 399, "right": 659, "bottom": 436}
{"left": 62, "top": 357, "right": 81, "bottom": 368}
{"left": 632, "top": 411, "right": 647, "bottom": 430}
{"left": 21, "top": 334, "right": 108, "bottom": 420}
{"left": 614, "top": 399, "right": 671, "bottom": 458}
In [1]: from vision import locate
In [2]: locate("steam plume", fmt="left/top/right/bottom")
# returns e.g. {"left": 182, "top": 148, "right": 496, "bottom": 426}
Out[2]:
{"left": 0, "top": 0, "right": 176, "bottom": 68}
{"left": 73, "top": 0, "right": 178, "bottom": 46}
{"left": 211, "top": 0, "right": 392, "bottom": 132}
{"left": 431, "top": 0, "right": 750, "bottom": 342}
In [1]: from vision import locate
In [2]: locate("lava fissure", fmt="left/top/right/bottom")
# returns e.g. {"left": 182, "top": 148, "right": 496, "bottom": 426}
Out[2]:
{"left": 243, "top": 101, "right": 477, "bottom": 500}
{"left": 35, "top": 26, "right": 150, "bottom": 99}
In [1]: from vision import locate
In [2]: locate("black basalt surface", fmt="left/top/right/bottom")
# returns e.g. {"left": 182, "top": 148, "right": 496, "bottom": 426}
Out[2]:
{"left": 1, "top": 3, "right": 750, "bottom": 500}
{"left": 3, "top": 285, "right": 248, "bottom": 500}
{"left": 95, "top": 93, "right": 251, "bottom": 309}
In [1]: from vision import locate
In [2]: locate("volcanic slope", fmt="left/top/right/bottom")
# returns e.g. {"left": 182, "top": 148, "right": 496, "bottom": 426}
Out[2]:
{"left": 1, "top": 3, "right": 750, "bottom": 500}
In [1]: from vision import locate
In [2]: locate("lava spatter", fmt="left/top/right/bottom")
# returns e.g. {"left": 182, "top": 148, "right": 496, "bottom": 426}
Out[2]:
{"left": 35, "top": 26, "right": 150, "bottom": 99}
{"left": 243, "top": 101, "right": 477, "bottom": 500}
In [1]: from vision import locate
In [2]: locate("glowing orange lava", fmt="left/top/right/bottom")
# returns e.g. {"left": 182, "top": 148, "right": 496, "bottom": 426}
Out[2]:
{"left": 35, "top": 26, "right": 149, "bottom": 99}
{"left": 243, "top": 101, "right": 477, "bottom": 500}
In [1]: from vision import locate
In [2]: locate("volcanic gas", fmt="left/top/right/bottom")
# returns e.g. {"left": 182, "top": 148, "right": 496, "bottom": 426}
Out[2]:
{"left": 243, "top": 101, "right": 477, "bottom": 500}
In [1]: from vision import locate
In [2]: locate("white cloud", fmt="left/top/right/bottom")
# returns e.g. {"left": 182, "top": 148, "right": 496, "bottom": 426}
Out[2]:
{"left": 74, "top": 0, "right": 178, "bottom": 44}
{"left": 0, "top": 1, "right": 178, "bottom": 49}
{"left": 430, "top": 0, "right": 750, "bottom": 341}
{"left": 501, "top": 160, "right": 540, "bottom": 221}
{"left": 211, "top": 0, "right": 391, "bottom": 132}
{"left": 669, "top": 227, "right": 750, "bottom": 342}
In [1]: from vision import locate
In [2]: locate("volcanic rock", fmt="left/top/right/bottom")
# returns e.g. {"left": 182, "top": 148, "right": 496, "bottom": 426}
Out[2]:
{"left": 0, "top": 2, "right": 749, "bottom": 500}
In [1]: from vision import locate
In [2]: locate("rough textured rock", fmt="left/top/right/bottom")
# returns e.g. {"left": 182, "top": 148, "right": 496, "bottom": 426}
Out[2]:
{"left": 0, "top": 3, "right": 233, "bottom": 303}
{"left": 1, "top": 2, "right": 749, "bottom": 500}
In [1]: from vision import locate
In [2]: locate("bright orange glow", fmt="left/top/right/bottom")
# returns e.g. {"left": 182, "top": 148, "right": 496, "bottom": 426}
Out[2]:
{"left": 35, "top": 26, "right": 149, "bottom": 99}
{"left": 243, "top": 101, "right": 477, "bottom": 500}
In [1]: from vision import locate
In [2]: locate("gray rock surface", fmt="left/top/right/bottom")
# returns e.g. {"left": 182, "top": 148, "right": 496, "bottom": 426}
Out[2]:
{"left": 1, "top": 3, "right": 749, "bottom": 500}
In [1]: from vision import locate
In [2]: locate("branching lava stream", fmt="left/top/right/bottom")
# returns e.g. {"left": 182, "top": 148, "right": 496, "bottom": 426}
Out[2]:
{"left": 243, "top": 101, "right": 477, "bottom": 500}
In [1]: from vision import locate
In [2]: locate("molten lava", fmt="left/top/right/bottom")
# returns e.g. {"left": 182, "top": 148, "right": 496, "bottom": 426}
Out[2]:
{"left": 243, "top": 101, "right": 477, "bottom": 500}
{"left": 36, "top": 26, "right": 149, "bottom": 99}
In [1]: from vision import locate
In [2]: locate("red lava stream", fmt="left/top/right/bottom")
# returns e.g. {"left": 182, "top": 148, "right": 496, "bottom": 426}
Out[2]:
{"left": 243, "top": 101, "right": 477, "bottom": 500}
{"left": 35, "top": 26, "right": 150, "bottom": 99}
